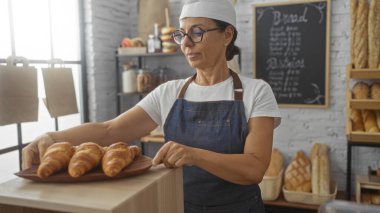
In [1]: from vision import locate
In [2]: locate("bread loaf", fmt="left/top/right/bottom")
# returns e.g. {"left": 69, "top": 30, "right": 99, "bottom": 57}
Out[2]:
{"left": 362, "top": 192, "right": 372, "bottom": 204}
{"left": 351, "top": 0, "right": 358, "bottom": 63}
{"left": 362, "top": 110, "right": 380, "bottom": 132}
{"left": 352, "top": 82, "right": 370, "bottom": 99}
{"left": 37, "top": 142, "right": 75, "bottom": 178}
{"left": 310, "top": 143, "right": 330, "bottom": 195}
{"left": 284, "top": 151, "right": 311, "bottom": 192}
{"left": 371, "top": 83, "right": 380, "bottom": 99}
{"left": 375, "top": 110, "right": 380, "bottom": 129}
{"left": 68, "top": 142, "right": 104, "bottom": 178}
{"left": 265, "top": 148, "right": 283, "bottom": 176}
{"left": 354, "top": 0, "right": 369, "bottom": 68}
{"left": 351, "top": 109, "right": 365, "bottom": 131}
{"left": 363, "top": 110, "right": 379, "bottom": 132}
{"left": 368, "top": 0, "right": 380, "bottom": 68}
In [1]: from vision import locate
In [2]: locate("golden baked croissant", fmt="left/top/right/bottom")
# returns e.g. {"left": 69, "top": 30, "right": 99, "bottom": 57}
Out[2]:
{"left": 68, "top": 142, "right": 104, "bottom": 178}
{"left": 129, "top": 145, "right": 142, "bottom": 159}
{"left": 37, "top": 142, "right": 75, "bottom": 178}
{"left": 102, "top": 142, "right": 138, "bottom": 177}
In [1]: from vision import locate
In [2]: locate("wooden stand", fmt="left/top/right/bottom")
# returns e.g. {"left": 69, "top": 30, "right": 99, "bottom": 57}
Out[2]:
{"left": 345, "top": 64, "right": 380, "bottom": 198}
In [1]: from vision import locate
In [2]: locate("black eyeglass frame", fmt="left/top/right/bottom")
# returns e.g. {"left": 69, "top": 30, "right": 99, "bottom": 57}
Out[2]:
{"left": 172, "top": 27, "right": 220, "bottom": 45}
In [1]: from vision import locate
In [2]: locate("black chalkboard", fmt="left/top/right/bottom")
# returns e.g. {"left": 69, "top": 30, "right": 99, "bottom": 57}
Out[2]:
{"left": 253, "top": 0, "right": 330, "bottom": 108}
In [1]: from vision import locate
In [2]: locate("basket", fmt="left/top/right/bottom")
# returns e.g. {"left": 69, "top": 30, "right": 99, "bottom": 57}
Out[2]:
{"left": 282, "top": 181, "right": 337, "bottom": 205}
{"left": 259, "top": 169, "right": 283, "bottom": 201}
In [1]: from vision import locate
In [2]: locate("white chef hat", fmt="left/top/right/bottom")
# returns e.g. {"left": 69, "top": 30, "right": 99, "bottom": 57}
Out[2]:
{"left": 179, "top": 0, "right": 236, "bottom": 28}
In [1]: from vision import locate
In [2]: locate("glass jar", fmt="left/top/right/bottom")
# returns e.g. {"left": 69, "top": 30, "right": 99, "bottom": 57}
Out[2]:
{"left": 122, "top": 64, "right": 137, "bottom": 93}
{"left": 137, "top": 69, "right": 154, "bottom": 93}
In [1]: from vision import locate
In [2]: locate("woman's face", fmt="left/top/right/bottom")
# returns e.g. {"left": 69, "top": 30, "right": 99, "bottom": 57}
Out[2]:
{"left": 179, "top": 17, "right": 227, "bottom": 70}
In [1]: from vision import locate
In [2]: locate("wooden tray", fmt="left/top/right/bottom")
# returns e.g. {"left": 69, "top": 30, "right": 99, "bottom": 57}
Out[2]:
{"left": 14, "top": 155, "right": 152, "bottom": 183}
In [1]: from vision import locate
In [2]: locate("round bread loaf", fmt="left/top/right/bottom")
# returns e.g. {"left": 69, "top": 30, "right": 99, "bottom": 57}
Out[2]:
{"left": 352, "top": 82, "right": 370, "bottom": 99}
{"left": 370, "top": 82, "right": 380, "bottom": 99}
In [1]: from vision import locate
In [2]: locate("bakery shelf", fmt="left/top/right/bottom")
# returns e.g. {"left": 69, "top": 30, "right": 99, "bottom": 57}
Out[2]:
{"left": 347, "top": 64, "right": 380, "bottom": 79}
{"left": 350, "top": 99, "right": 380, "bottom": 109}
{"left": 356, "top": 175, "right": 380, "bottom": 203}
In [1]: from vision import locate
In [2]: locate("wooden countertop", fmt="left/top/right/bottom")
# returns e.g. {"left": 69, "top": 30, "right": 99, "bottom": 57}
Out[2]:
{"left": 0, "top": 165, "right": 183, "bottom": 213}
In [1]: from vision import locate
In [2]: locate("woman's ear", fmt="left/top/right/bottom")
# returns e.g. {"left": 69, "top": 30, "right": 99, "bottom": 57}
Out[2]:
{"left": 224, "top": 25, "right": 234, "bottom": 46}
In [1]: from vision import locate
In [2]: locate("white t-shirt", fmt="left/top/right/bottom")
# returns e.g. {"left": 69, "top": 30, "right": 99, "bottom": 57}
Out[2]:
{"left": 137, "top": 74, "right": 281, "bottom": 128}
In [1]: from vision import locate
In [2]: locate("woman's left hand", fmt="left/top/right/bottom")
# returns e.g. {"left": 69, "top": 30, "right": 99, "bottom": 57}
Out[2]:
{"left": 152, "top": 141, "right": 196, "bottom": 168}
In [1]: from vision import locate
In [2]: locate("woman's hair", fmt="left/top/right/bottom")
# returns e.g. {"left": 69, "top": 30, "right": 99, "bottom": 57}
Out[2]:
{"left": 212, "top": 19, "right": 240, "bottom": 61}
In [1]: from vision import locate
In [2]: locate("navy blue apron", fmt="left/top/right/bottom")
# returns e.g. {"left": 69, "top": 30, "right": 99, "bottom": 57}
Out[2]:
{"left": 163, "top": 70, "right": 265, "bottom": 213}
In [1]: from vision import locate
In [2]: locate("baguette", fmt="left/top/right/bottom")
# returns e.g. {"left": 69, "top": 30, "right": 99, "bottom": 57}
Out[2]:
{"left": 37, "top": 142, "right": 75, "bottom": 178}
{"left": 351, "top": 0, "right": 358, "bottom": 63}
{"left": 310, "top": 143, "right": 330, "bottom": 195}
{"left": 354, "top": 0, "right": 369, "bottom": 68}
{"left": 368, "top": 0, "right": 380, "bottom": 68}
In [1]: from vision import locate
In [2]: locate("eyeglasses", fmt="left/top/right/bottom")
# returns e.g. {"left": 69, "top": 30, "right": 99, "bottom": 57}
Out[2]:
{"left": 172, "top": 26, "right": 220, "bottom": 45}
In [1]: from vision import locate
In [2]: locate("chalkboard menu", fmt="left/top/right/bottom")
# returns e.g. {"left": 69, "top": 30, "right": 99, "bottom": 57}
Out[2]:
{"left": 253, "top": 0, "right": 330, "bottom": 108}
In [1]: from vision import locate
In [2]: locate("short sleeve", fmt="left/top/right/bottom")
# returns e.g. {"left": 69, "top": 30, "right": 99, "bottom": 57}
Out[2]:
{"left": 136, "top": 87, "right": 162, "bottom": 126}
{"left": 250, "top": 82, "right": 281, "bottom": 128}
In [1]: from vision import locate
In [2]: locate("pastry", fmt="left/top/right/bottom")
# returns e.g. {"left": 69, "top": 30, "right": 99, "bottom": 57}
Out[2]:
{"left": 265, "top": 148, "right": 283, "bottom": 176}
{"left": 102, "top": 142, "right": 137, "bottom": 177}
{"left": 68, "top": 142, "right": 104, "bottom": 178}
{"left": 37, "top": 142, "right": 75, "bottom": 178}
{"left": 284, "top": 151, "right": 312, "bottom": 192}
{"left": 352, "top": 82, "right": 370, "bottom": 99}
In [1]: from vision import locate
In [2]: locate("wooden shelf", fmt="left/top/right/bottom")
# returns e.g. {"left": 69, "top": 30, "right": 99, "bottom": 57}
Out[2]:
{"left": 350, "top": 99, "right": 380, "bottom": 109}
{"left": 350, "top": 70, "right": 380, "bottom": 79}
{"left": 117, "top": 50, "right": 181, "bottom": 57}
{"left": 356, "top": 175, "right": 380, "bottom": 203}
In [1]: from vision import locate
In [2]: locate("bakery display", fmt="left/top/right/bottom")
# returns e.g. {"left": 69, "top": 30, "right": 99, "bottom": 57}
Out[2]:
{"left": 284, "top": 151, "right": 311, "bottom": 192}
{"left": 102, "top": 142, "right": 141, "bottom": 177}
{"left": 68, "top": 142, "right": 104, "bottom": 178}
{"left": 37, "top": 142, "right": 75, "bottom": 178}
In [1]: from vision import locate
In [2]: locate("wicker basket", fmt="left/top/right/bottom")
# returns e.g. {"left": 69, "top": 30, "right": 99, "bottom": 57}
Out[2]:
{"left": 259, "top": 169, "right": 283, "bottom": 201}
{"left": 282, "top": 181, "right": 337, "bottom": 205}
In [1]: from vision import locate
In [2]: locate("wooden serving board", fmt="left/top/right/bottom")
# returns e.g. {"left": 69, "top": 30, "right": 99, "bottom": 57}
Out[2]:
{"left": 14, "top": 155, "right": 152, "bottom": 183}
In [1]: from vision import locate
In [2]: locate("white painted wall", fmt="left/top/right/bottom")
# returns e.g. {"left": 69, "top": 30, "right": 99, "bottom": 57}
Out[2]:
{"left": 84, "top": 0, "right": 380, "bottom": 192}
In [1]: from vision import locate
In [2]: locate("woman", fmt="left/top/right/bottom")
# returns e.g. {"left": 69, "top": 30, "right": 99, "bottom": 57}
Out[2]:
{"left": 22, "top": 0, "right": 281, "bottom": 212}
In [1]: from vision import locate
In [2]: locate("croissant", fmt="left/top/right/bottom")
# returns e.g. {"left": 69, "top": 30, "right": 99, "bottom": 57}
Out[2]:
{"left": 102, "top": 142, "right": 137, "bottom": 177}
{"left": 68, "top": 142, "right": 104, "bottom": 178}
{"left": 129, "top": 145, "right": 142, "bottom": 159}
{"left": 37, "top": 142, "right": 75, "bottom": 178}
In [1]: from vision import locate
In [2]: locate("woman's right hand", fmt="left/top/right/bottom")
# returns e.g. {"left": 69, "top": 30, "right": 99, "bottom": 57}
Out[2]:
{"left": 21, "top": 133, "right": 55, "bottom": 170}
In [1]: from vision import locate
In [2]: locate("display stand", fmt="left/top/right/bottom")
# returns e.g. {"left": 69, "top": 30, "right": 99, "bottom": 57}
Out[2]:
{"left": 345, "top": 64, "right": 380, "bottom": 199}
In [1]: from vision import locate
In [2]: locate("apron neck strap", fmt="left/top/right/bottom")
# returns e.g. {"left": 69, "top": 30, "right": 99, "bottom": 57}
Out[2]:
{"left": 178, "top": 69, "right": 243, "bottom": 101}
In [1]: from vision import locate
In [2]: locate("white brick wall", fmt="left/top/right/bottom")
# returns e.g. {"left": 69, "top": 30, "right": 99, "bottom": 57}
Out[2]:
{"left": 85, "top": 0, "right": 378, "bottom": 192}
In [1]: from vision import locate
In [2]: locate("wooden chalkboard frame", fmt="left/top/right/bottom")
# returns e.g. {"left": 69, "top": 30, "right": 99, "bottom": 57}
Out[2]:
{"left": 252, "top": 0, "right": 331, "bottom": 108}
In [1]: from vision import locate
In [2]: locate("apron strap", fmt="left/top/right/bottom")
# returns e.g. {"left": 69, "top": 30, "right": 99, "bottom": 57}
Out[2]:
{"left": 178, "top": 69, "right": 243, "bottom": 101}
